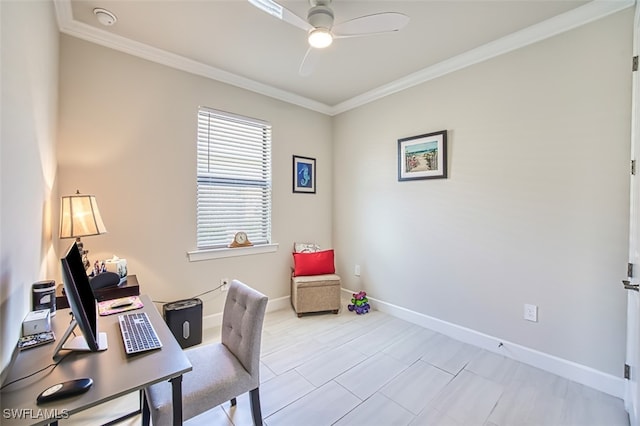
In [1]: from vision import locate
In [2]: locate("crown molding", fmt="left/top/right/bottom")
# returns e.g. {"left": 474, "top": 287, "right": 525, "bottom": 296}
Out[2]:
{"left": 54, "top": 0, "right": 635, "bottom": 117}
{"left": 53, "top": 0, "right": 333, "bottom": 115}
{"left": 331, "top": 0, "right": 636, "bottom": 115}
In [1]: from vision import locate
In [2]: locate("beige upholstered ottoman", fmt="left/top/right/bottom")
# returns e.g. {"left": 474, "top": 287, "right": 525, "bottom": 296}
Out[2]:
{"left": 291, "top": 273, "right": 341, "bottom": 317}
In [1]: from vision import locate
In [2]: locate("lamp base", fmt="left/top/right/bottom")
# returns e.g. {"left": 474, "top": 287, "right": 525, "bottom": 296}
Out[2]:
{"left": 75, "top": 238, "right": 91, "bottom": 271}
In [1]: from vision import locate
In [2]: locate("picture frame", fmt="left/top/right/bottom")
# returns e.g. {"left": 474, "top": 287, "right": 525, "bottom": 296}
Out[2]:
{"left": 293, "top": 155, "right": 316, "bottom": 193}
{"left": 398, "top": 130, "right": 448, "bottom": 181}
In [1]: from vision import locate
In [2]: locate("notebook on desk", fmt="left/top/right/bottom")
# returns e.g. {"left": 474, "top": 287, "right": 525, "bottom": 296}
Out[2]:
{"left": 98, "top": 296, "right": 144, "bottom": 316}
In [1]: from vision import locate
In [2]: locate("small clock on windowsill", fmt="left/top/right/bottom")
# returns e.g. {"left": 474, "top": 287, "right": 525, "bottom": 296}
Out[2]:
{"left": 228, "top": 231, "right": 253, "bottom": 248}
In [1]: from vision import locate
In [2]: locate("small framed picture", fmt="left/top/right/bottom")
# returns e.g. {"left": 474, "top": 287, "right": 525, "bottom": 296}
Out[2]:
{"left": 398, "top": 130, "right": 448, "bottom": 181}
{"left": 293, "top": 155, "right": 316, "bottom": 194}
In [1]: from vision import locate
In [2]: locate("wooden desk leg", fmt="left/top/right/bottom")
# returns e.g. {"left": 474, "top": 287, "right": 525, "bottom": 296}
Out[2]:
{"left": 170, "top": 375, "right": 183, "bottom": 425}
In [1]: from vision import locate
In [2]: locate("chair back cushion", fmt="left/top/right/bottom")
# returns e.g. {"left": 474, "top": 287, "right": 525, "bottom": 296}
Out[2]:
{"left": 221, "top": 280, "right": 268, "bottom": 376}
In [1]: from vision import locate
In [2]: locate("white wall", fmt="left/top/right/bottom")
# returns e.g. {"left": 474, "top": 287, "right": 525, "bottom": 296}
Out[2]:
{"left": 0, "top": 0, "right": 59, "bottom": 372}
{"left": 333, "top": 9, "right": 633, "bottom": 377}
{"left": 57, "top": 36, "right": 333, "bottom": 316}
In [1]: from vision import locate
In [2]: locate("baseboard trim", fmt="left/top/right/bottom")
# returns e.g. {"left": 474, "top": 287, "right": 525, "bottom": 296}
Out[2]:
{"left": 341, "top": 288, "right": 625, "bottom": 399}
{"left": 204, "top": 289, "right": 623, "bottom": 398}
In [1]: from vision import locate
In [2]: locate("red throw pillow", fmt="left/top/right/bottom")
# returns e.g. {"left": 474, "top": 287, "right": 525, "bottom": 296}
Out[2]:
{"left": 293, "top": 249, "right": 335, "bottom": 276}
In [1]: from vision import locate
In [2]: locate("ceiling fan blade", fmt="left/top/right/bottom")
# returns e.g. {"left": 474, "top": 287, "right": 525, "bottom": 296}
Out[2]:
{"left": 248, "top": 0, "right": 312, "bottom": 32}
{"left": 299, "top": 47, "right": 322, "bottom": 77}
{"left": 332, "top": 12, "right": 409, "bottom": 38}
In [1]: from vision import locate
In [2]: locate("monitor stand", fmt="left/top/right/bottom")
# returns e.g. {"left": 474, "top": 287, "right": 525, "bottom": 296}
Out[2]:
{"left": 52, "top": 319, "right": 108, "bottom": 359}
{"left": 63, "top": 332, "right": 108, "bottom": 351}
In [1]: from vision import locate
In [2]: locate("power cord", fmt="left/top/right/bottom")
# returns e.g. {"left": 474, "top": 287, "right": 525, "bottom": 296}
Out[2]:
{"left": 152, "top": 283, "right": 225, "bottom": 305}
{"left": 1, "top": 313, "right": 77, "bottom": 390}
{"left": 0, "top": 352, "right": 72, "bottom": 390}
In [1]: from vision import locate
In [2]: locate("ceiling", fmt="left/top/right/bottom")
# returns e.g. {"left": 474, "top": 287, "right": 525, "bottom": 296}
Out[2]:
{"left": 56, "top": 0, "right": 631, "bottom": 115}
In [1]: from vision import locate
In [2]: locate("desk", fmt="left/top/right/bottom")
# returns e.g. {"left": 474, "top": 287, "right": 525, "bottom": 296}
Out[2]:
{"left": 1, "top": 295, "right": 192, "bottom": 426}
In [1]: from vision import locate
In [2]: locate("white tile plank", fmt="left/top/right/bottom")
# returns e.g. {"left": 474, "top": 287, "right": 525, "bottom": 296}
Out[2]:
{"left": 265, "top": 381, "right": 360, "bottom": 426}
{"left": 429, "top": 370, "right": 503, "bottom": 425}
{"left": 334, "top": 392, "right": 415, "bottom": 426}
{"left": 295, "top": 345, "right": 369, "bottom": 387}
{"left": 260, "top": 369, "right": 316, "bottom": 417}
{"left": 336, "top": 353, "right": 408, "bottom": 400}
{"left": 381, "top": 360, "right": 454, "bottom": 415}
{"left": 421, "top": 333, "right": 481, "bottom": 375}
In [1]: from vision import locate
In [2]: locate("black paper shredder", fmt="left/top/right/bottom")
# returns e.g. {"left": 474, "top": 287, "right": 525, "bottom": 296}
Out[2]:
{"left": 163, "top": 298, "right": 203, "bottom": 349}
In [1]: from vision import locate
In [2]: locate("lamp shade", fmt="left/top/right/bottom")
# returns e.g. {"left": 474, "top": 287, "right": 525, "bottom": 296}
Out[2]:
{"left": 59, "top": 192, "right": 107, "bottom": 238}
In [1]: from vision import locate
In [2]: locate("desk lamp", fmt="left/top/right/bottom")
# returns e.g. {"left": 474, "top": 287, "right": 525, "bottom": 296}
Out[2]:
{"left": 60, "top": 190, "right": 107, "bottom": 271}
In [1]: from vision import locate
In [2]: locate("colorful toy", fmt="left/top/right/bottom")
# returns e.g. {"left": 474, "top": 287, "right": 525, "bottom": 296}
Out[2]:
{"left": 348, "top": 291, "right": 370, "bottom": 314}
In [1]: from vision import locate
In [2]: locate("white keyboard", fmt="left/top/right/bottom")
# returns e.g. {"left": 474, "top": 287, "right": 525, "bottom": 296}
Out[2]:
{"left": 118, "top": 312, "right": 162, "bottom": 355}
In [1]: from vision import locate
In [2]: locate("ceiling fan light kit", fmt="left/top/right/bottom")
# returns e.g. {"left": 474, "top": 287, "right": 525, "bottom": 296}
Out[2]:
{"left": 307, "top": 2, "right": 334, "bottom": 48}
{"left": 308, "top": 29, "right": 333, "bottom": 49}
{"left": 308, "top": 3, "right": 334, "bottom": 29}
{"left": 248, "top": 0, "right": 409, "bottom": 75}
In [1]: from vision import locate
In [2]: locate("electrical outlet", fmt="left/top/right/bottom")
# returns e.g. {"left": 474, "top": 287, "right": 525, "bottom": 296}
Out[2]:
{"left": 355, "top": 264, "right": 361, "bottom": 276}
{"left": 220, "top": 278, "right": 229, "bottom": 292}
{"left": 524, "top": 304, "right": 538, "bottom": 322}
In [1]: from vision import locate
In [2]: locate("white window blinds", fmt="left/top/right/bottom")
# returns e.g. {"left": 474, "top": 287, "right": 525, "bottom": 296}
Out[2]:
{"left": 197, "top": 107, "right": 272, "bottom": 249}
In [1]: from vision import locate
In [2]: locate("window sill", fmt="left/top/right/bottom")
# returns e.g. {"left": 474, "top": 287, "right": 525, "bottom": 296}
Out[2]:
{"left": 187, "top": 243, "right": 279, "bottom": 262}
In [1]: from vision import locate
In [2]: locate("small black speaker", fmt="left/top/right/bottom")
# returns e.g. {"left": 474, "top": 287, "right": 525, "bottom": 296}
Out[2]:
{"left": 163, "top": 298, "right": 203, "bottom": 349}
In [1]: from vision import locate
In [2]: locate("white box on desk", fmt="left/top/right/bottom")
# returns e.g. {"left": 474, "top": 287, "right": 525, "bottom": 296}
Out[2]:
{"left": 23, "top": 309, "right": 51, "bottom": 335}
{"left": 105, "top": 256, "right": 127, "bottom": 278}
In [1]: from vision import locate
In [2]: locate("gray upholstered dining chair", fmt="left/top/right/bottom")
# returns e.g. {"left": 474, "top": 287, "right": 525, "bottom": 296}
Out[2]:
{"left": 142, "top": 279, "right": 268, "bottom": 426}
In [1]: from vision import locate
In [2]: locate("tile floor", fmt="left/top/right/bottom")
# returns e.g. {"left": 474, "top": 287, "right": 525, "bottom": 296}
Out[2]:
{"left": 72, "top": 302, "right": 630, "bottom": 426}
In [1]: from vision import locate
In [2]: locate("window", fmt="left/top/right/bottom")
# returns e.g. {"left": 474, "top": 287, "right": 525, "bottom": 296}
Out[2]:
{"left": 196, "top": 107, "right": 272, "bottom": 249}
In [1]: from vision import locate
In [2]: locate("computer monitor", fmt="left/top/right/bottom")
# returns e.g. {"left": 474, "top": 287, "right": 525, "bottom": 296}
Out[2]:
{"left": 52, "top": 241, "right": 108, "bottom": 358}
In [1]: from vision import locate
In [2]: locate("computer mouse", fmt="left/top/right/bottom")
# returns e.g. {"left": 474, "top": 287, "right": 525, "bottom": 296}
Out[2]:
{"left": 110, "top": 299, "right": 133, "bottom": 309}
{"left": 37, "top": 378, "right": 93, "bottom": 404}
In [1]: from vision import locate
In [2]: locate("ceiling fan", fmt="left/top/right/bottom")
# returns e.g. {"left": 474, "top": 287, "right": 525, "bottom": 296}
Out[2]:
{"left": 248, "top": 0, "right": 410, "bottom": 76}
